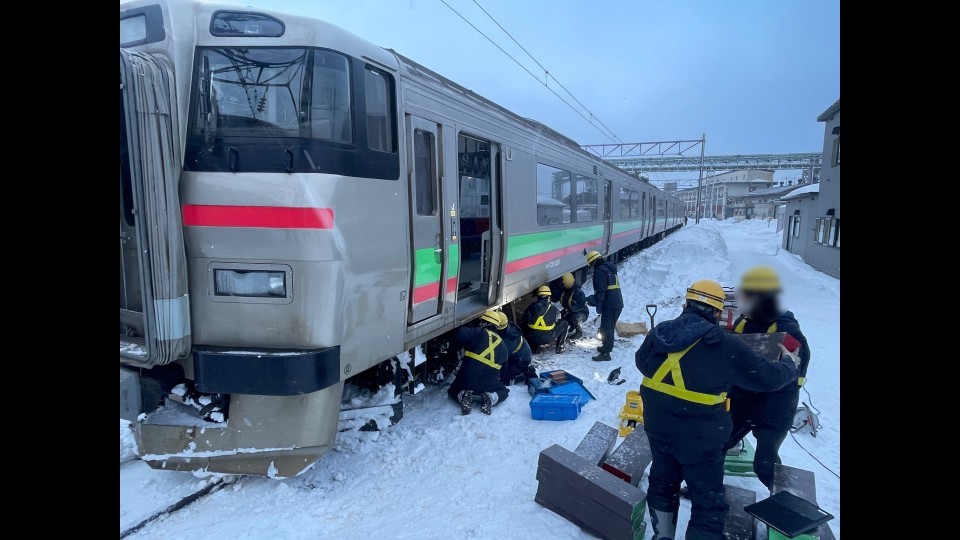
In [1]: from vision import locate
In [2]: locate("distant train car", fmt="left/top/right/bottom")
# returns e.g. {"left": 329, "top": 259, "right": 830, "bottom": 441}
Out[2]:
{"left": 119, "top": 0, "right": 682, "bottom": 477}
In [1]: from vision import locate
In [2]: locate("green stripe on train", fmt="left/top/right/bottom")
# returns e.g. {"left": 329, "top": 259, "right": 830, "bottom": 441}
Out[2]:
{"left": 413, "top": 243, "right": 460, "bottom": 287}
{"left": 613, "top": 220, "right": 643, "bottom": 234}
{"left": 506, "top": 225, "right": 604, "bottom": 262}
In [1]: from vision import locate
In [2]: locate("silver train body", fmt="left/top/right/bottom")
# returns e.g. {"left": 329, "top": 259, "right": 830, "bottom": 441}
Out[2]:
{"left": 119, "top": 0, "right": 682, "bottom": 476}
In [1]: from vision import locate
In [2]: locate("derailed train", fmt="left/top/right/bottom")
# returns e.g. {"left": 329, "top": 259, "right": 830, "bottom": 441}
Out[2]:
{"left": 119, "top": 0, "right": 683, "bottom": 477}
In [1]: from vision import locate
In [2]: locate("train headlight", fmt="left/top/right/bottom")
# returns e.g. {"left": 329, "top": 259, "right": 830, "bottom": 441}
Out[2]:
{"left": 214, "top": 269, "right": 286, "bottom": 298}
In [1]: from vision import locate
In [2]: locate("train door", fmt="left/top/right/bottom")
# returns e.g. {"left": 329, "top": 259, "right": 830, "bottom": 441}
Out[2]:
{"left": 406, "top": 116, "right": 447, "bottom": 325}
{"left": 641, "top": 192, "right": 647, "bottom": 237}
{"left": 602, "top": 181, "right": 613, "bottom": 254}
{"left": 454, "top": 133, "right": 503, "bottom": 317}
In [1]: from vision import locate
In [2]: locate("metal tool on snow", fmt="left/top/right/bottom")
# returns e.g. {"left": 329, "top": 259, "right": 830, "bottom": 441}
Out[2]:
{"left": 792, "top": 401, "right": 821, "bottom": 437}
{"left": 606, "top": 366, "right": 626, "bottom": 385}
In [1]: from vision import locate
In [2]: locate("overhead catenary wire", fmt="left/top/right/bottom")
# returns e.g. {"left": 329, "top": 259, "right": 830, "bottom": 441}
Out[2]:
{"left": 469, "top": 0, "right": 622, "bottom": 143}
{"left": 438, "top": 0, "right": 620, "bottom": 143}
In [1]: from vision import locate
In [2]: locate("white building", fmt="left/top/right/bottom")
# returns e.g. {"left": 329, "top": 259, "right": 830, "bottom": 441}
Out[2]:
{"left": 675, "top": 169, "right": 775, "bottom": 218}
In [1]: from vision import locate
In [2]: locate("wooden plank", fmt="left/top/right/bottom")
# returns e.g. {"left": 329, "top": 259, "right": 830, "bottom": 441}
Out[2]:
{"left": 602, "top": 425, "right": 653, "bottom": 486}
{"left": 723, "top": 484, "right": 757, "bottom": 540}
{"left": 537, "top": 444, "right": 647, "bottom": 515}
{"left": 730, "top": 332, "right": 787, "bottom": 361}
{"left": 535, "top": 483, "right": 636, "bottom": 540}
{"left": 771, "top": 464, "right": 835, "bottom": 540}
{"left": 574, "top": 422, "right": 620, "bottom": 466}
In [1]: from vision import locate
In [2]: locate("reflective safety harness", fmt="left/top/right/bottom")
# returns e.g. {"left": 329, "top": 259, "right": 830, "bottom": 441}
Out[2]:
{"left": 640, "top": 339, "right": 728, "bottom": 406}
{"left": 607, "top": 275, "right": 621, "bottom": 290}
{"left": 734, "top": 318, "right": 776, "bottom": 334}
{"left": 561, "top": 289, "right": 573, "bottom": 309}
{"left": 734, "top": 318, "right": 804, "bottom": 386}
{"left": 513, "top": 336, "right": 526, "bottom": 354}
{"left": 464, "top": 330, "right": 503, "bottom": 370}
{"left": 529, "top": 304, "right": 557, "bottom": 331}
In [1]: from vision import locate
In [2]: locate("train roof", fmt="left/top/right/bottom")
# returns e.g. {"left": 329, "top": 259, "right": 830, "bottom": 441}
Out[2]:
{"left": 392, "top": 51, "right": 658, "bottom": 192}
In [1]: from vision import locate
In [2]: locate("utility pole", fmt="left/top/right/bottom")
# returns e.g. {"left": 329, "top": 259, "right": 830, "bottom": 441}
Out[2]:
{"left": 695, "top": 133, "right": 705, "bottom": 224}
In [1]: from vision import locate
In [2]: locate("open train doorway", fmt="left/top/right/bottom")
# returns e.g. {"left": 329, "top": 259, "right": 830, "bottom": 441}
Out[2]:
{"left": 455, "top": 133, "right": 502, "bottom": 315}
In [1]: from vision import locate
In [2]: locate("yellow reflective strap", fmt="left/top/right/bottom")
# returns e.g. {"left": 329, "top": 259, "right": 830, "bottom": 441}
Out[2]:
{"left": 641, "top": 338, "right": 727, "bottom": 406}
{"left": 798, "top": 376, "right": 806, "bottom": 387}
{"left": 464, "top": 330, "right": 502, "bottom": 370}
{"left": 607, "top": 275, "right": 620, "bottom": 290}
{"left": 734, "top": 319, "right": 746, "bottom": 334}
{"left": 768, "top": 322, "right": 777, "bottom": 333}
{"left": 641, "top": 378, "right": 728, "bottom": 406}
{"left": 528, "top": 304, "right": 556, "bottom": 330}
{"left": 513, "top": 337, "right": 525, "bottom": 354}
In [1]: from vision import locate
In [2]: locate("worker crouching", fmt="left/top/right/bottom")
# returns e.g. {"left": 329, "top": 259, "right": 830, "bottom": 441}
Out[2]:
{"left": 522, "top": 285, "right": 570, "bottom": 354}
{"left": 559, "top": 272, "right": 589, "bottom": 340}
{"left": 448, "top": 311, "right": 510, "bottom": 415}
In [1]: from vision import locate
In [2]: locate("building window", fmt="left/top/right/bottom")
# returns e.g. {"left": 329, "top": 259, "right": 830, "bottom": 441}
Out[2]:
{"left": 792, "top": 216, "right": 801, "bottom": 238}
{"left": 814, "top": 218, "right": 823, "bottom": 244}
{"left": 537, "top": 163, "right": 571, "bottom": 225}
{"left": 832, "top": 136, "right": 840, "bottom": 167}
{"left": 830, "top": 218, "right": 840, "bottom": 248}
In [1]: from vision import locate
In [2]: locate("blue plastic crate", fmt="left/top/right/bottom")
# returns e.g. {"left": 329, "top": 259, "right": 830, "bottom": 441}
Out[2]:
{"left": 550, "top": 381, "right": 596, "bottom": 405}
{"left": 539, "top": 370, "right": 584, "bottom": 385}
{"left": 530, "top": 394, "right": 582, "bottom": 421}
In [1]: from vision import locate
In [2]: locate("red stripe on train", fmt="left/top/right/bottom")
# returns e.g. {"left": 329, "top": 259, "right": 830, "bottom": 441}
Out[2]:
{"left": 612, "top": 227, "right": 645, "bottom": 241}
{"left": 505, "top": 239, "right": 603, "bottom": 274}
{"left": 413, "top": 277, "right": 459, "bottom": 304}
{"left": 182, "top": 205, "right": 334, "bottom": 229}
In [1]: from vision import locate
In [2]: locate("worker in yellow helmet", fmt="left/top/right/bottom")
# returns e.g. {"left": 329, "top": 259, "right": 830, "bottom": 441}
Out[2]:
{"left": 723, "top": 266, "right": 811, "bottom": 489}
{"left": 635, "top": 279, "right": 800, "bottom": 540}
{"left": 559, "top": 272, "right": 589, "bottom": 340}
{"left": 522, "top": 285, "right": 570, "bottom": 354}
{"left": 448, "top": 311, "right": 509, "bottom": 415}
{"left": 494, "top": 312, "right": 534, "bottom": 386}
{"left": 586, "top": 251, "right": 623, "bottom": 362}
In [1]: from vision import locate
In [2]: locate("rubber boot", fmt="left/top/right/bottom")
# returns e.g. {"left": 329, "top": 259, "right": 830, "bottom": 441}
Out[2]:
{"left": 481, "top": 392, "right": 498, "bottom": 415}
{"left": 650, "top": 508, "right": 678, "bottom": 540}
{"left": 458, "top": 390, "right": 473, "bottom": 415}
{"left": 592, "top": 352, "right": 612, "bottom": 362}
{"left": 555, "top": 326, "right": 570, "bottom": 353}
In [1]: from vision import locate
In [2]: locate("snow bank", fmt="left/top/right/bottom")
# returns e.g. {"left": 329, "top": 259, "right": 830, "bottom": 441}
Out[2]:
{"left": 120, "top": 419, "right": 137, "bottom": 464}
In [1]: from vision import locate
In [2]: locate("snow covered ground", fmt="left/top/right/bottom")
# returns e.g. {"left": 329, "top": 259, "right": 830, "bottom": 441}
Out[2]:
{"left": 120, "top": 219, "right": 840, "bottom": 538}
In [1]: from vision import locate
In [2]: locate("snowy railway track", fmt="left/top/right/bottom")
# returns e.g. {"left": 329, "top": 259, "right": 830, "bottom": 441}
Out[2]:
{"left": 120, "top": 477, "right": 228, "bottom": 538}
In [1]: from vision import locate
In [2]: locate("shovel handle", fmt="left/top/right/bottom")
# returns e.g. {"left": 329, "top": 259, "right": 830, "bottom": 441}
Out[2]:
{"left": 646, "top": 304, "right": 658, "bottom": 317}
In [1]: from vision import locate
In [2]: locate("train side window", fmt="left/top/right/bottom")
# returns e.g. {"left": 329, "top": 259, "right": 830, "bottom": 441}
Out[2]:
{"left": 629, "top": 191, "right": 639, "bottom": 218}
{"left": 413, "top": 129, "right": 436, "bottom": 215}
{"left": 619, "top": 188, "right": 630, "bottom": 219}
{"left": 365, "top": 67, "right": 396, "bottom": 153}
{"left": 311, "top": 51, "right": 352, "bottom": 143}
{"left": 576, "top": 175, "right": 598, "bottom": 222}
{"left": 537, "top": 163, "right": 571, "bottom": 225}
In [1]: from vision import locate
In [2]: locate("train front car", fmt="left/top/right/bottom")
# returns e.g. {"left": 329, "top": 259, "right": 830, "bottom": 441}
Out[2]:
{"left": 120, "top": 0, "right": 408, "bottom": 476}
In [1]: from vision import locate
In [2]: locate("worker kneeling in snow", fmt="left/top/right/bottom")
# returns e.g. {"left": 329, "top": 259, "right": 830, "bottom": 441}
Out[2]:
{"left": 635, "top": 279, "right": 800, "bottom": 540}
{"left": 522, "top": 285, "right": 570, "bottom": 354}
{"left": 448, "top": 311, "right": 510, "bottom": 415}
{"left": 723, "top": 266, "right": 811, "bottom": 489}
{"left": 495, "top": 312, "right": 534, "bottom": 386}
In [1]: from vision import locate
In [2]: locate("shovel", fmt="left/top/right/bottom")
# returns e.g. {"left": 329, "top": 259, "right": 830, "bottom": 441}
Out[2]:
{"left": 646, "top": 304, "right": 658, "bottom": 331}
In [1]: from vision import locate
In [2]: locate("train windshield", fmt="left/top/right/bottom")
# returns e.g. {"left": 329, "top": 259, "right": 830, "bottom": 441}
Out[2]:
{"left": 194, "top": 48, "right": 351, "bottom": 141}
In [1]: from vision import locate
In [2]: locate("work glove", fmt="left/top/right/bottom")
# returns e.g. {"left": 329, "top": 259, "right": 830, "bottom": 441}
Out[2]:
{"left": 778, "top": 343, "right": 802, "bottom": 370}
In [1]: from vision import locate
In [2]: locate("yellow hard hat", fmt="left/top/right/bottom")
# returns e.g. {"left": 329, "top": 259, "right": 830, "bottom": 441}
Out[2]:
{"left": 685, "top": 279, "right": 725, "bottom": 310}
{"left": 480, "top": 310, "right": 500, "bottom": 326}
{"left": 739, "top": 266, "right": 781, "bottom": 293}
{"left": 537, "top": 285, "right": 552, "bottom": 296}
{"left": 586, "top": 251, "right": 602, "bottom": 265}
{"left": 496, "top": 312, "right": 509, "bottom": 330}
{"left": 562, "top": 273, "right": 575, "bottom": 289}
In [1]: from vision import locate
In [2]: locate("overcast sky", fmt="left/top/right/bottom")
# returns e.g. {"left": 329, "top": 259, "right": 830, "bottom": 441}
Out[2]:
{"left": 253, "top": 0, "right": 838, "bottom": 155}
